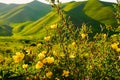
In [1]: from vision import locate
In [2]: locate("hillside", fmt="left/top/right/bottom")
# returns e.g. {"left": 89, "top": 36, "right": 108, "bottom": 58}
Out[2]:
{"left": 0, "top": 0, "right": 51, "bottom": 23}
{"left": 84, "top": 0, "right": 115, "bottom": 25}
{"left": 0, "top": 25, "right": 12, "bottom": 36}
{"left": 0, "top": 0, "right": 117, "bottom": 37}
{"left": 17, "top": 0, "right": 116, "bottom": 37}
{"left": 0, "top": 3, "right": 18, "bottom": 15}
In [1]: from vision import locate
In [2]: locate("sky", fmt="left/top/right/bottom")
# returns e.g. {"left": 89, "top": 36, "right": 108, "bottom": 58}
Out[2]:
{"left": 0, "top": 0, "right": 117, "bottom": 4}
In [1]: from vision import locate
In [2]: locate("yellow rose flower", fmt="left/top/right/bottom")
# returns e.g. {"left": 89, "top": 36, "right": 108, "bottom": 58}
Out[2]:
{"left": 81, "top": 33, "right": 86, "bottom": 39}
{"left": 13, "top": 52, "right": 24, "bottom": 63}
{"left": 26, "top": 77, "right": 32, "bottom": 80}
{"left": 37, "top": 43, "right": 42, "bottom": 47}
{"left": 22, "top": 64, "right": 28, "bottom": 69}
{"left": 62, "top": 70, "right": 69, "bottom": 77}
{"left": 111, "top": 43, "right": 119, "bottom": 50}
{"left": 36, "top": 61, "right": 43, "bottom": 69}
{"left": 42, "top": 58, "right": 47, "bottom": 64}
{"left": 55, "top": 77, "right": 60, "bottom": 80}
{"left": 46, "top": 71, "right": 53, "bottom": 79}
{"left": 69, "top": 54, "right": 76, "bottom": 59}
{"left": 118, "top": 26, "right": 120, "bottom": 30}
{"left": 72, "top": 42, "right": 76, "bottom": 46}
{"left": 59, "top": 52, "right": 65, "bottom": 58}
{"left": 119, "top": 56, "right": 120, "bottom": 59}
{"left": 44, "top": 36, "right": 51, "bottom": 41}
{"left": 46, "top": 57, "right": 54, "bottom": 64}
{"left": 38, "top": 53, "right": 45, "bottom": 60}
{"left": 116, "top": 48, "right": 120, "bottom": 52}
{"left": 41, "top": 51, "right": 47, "bottom": 54}
{"left": 50, "top": 24, "right": 57, "bottom": 29}
{"left": 0, "top": 55, "right": 3, "bottom": 64}
{"left": 103, "top": 34, "right": 107, "bottom": 39}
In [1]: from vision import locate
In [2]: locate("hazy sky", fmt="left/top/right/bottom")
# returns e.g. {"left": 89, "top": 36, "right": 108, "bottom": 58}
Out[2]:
{"left": 0, "top": 0, "right": 117, "bottom": 4}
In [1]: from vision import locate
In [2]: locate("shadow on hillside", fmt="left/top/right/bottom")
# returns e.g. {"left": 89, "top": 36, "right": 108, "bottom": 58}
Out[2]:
{"left": 0, "top": 25, "right": 13, "bottom": 36}
{"left": 64, "top": 2, "right": 104, "bottom": 34}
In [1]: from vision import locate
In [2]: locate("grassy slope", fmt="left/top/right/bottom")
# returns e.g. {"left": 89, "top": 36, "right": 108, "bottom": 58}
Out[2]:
{"left": 12, "top": 21, "right": 32, "bottom": 34}
{"left": 0, "top": 25, "right": 12, "bottom": 36}
{"left": 0, "top": 3, "right": 19, "bottom": 24}
{"left": 0, "top": 1, "right": 51, "bottom": 36}
{"left": 18, "top": 11, "right": 61, "bottom": 39}
{"left": 0, "top": 3, "right": 18, "bottom": 15}
{"left": 0, "top": 1, "right": 51, "bottom": 23}
{"left": 83, "top": 0, "right": 116, "bottom": 25}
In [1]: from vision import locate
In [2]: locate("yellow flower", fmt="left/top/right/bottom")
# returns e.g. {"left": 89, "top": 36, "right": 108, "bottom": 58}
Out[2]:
{"left": 44, "top": 36, "right": 51, "bottom": 41}
{"left": 119, "top": 56, "right": 120, "bottom": 59}
{"left": 111, "top": 43, "right": 119, "bottom": 50}
{"left": 26, "top": 77, "right": 32, "bottom": 80}
{"left": 22, "top": 64, "right": 28, "bottom": 69}
{"left": 72, "top": 42, "right": 76, "bottom": 46}
{"left": 59, "top": 52, "right": 65, "bottom": 58}
{"left": 118, "top": 26, "right": 120, "bottom": 30}
{"left": 69, "top": 54, "right": 76, "bottom": 59}
{"left": 46, "top": 57, "right": 54, "bottom": 64}
{"left": 36, "top": 61, "right": 43, "bottom": 69}
{"left": 81, "top": 33, "right": 86, "bottom": 39}
{"left": 42, "top": 58, "right": 47, "bottom": 64}
{"left": 89, "top": 65, "right": 93, "bottom": 70}
{"left": 41, "top": 51, "right": 47, "bottom": 54}
{"left": 0, "top": 55, "right": 3, "bottom": 64}
{"left": 37, "top": 43, "right": 42, "bottom": 47}
{"left": 53, "top": 51, "right": 57, "bottom": 56}
{"left": 38, "top": 53, "right": 45, "bottom": 60}
{"left": 116, "top": 48, "right": 120, "bottom": 52}
{"left": 46, "top": 71, "right": 53, "bottom": 79}
{"left": 50, "top": 24, "right": 57, "bottom": 29}
{"left": 62, "top": 70, "right": 69, "bottom": 77}
{"left": 13, "top": 52, "right": 24, "bottom": 63}
{"left": 103, "top": 34, "right": 107, "bottom": 39}
{"left": 55, "top": 77, "right": 60, "bottom": 80}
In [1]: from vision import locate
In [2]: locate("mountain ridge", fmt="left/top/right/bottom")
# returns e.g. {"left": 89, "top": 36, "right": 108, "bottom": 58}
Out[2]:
{"left": 0, "top": 0, "right": 117, "bottom": 37}
{"left": 0, "top": 0, "right": 51, "bottom": 23}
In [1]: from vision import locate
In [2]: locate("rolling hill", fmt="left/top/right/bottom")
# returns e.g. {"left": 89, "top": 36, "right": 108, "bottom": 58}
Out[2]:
{"left": 0, "top": 25, "right": 12, "bottom": 36}
{"left": 0, "top": 0, "right": 117, "bottom": 38}
{"left": 0, "top": 0, "right": 51, "bottom": 23}
{"left": 0, "top": 3, "right": 18, "bottom": 15}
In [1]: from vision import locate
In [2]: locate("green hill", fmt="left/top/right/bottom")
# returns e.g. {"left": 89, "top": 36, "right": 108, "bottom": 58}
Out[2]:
{"left": 0, "top": 0, "right": 117, "bottom": 37}
{"left": 84, "top": 0, "right": 115, "bottom": 25}
{"left": 0, "top": 4, "right": 18, "bottom": 15}
{"left": 0, "top": 3, "right": 19, "bottom": 24}
{"left": 0, "top": 0, "right": 51, "bottom": 23}
{"left": 0, "top": 25, "right": 12, "bottom": 36}
{"left": 17, "top": 0, "right": 116, "bottom": 37}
